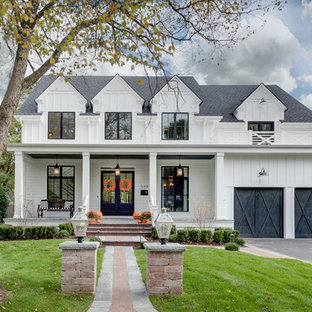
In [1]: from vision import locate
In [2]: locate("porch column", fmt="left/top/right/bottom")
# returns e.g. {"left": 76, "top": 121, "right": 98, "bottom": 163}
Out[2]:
{"left": 14, "top": 151, "right": 24, "bottom": 218}
{"left": 215, "top": 152, "right": 225, "bottom": 220}
{"left": 82, "top": 152, "right": 90, "bottom": 212}
{"left": 149, "top": 152, "right": 157, "bottom": 205}
{"left": 284, "top": 187, "right": 295, "bottom": 239}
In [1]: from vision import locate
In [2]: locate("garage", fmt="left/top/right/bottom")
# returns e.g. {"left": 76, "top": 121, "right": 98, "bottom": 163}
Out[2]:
{"left": 234, "top": 188, "right": 283, "bottom": 238}
{"left": 295, "top": 188, "right": 312, "bottom": 238}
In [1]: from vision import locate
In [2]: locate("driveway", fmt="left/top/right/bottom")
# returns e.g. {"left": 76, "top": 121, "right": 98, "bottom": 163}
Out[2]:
{"left": 244, "top": 238, "right": 312, "bottom": 263}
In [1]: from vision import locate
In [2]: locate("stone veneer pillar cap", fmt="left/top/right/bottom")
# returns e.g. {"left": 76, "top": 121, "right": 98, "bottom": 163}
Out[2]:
{"left": 144, "top": 243, "right": 186, "bottom": 252}
{"left": 59, "top": 241, "right": 100, "bottom": 250}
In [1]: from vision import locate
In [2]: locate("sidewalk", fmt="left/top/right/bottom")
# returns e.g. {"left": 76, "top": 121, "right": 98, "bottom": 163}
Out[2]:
{"left": 88, "top": 246, "right": 157, "bottom": 312}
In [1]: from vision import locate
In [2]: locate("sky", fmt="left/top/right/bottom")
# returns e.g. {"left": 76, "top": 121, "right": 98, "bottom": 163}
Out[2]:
{"left": 1, "top": 0, "right": 312, "bottom": 108}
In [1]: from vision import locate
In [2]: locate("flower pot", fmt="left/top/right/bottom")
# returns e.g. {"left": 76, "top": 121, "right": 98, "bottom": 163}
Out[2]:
{"left": 96, "top": 219, "right": 101, "bottom": 223}
{"left": 89, "top": 218, "right": 96, "bottom": 223}
{"left": 143, "top": 219, "right": 150, "bottom": 224}
{"left": 137, "top": 220, "right": 142, "bottom": 223}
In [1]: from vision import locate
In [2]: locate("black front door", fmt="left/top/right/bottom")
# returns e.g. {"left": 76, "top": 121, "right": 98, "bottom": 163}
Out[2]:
{"left": 101, "top": 171, "right": 134, "bottom": 216}
{"left": 234, "top": 188, "right": 283, "bottom": 238}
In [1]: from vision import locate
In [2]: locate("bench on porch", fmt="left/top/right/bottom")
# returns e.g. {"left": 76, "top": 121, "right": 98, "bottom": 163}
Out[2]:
{"left": 37, "top": 199, "right": 74, "bottom": 218}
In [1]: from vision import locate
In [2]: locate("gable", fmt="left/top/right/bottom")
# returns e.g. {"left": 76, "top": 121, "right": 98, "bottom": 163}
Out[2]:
{"left": 91, "top": 74, "right": 144, "bottom": 113}
{"left": 150, "top": 76, "right": 201, "bottom": 114}
{"left": 234, "top": 84, "right": 287, "bottom": 122}
{"left": 36, "top": 77, "right": 87, "bottom": 113}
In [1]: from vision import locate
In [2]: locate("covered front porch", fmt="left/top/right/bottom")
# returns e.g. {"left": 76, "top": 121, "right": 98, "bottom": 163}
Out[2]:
{"left": 6, "top": 144, "right": 232, "bottom": 229}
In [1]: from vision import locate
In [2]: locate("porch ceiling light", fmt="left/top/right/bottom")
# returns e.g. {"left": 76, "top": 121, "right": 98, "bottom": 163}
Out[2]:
{"left": 71, "top": 206, "right": 89, "bottom": 243}
{"left": 115, "top": 155, "right": 120, "bottom": 176}
{"left": 155, "top": 208, "right": 173, "bottom": 245}
{"left": 54, "top": 156, "right": 60, "bottom": 175}
{"left": 177, "top": 155, "right": 183, "bottom": 177}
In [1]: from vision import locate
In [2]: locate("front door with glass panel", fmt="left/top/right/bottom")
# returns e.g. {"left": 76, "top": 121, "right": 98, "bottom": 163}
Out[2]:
{"left": 101, "top": 171, "right": 134, "bottom": 215}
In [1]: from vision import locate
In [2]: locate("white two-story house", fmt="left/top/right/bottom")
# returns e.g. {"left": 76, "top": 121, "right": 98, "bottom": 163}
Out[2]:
{"left": 6, "top": 74, "right": 312, "bottom": 239}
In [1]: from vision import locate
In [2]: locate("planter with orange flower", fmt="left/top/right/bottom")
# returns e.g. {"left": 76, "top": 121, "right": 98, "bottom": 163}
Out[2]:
{"left": 133, "top": 211, "right": 142, "bottom": 221}
{"left": 87, "top": 210, "right": 98, "bottom": 223}
{"left": 141, "top": 211, "right": 151, "bottom": 224}
{"left": 96, "top": 211, "right": 103, "bottom": 223}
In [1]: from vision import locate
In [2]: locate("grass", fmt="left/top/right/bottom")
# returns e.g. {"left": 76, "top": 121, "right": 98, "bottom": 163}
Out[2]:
{"left": 0, "top": 239, "right": 104, "bottom": 312}
{"left": 135, "top": 247, "right": 312, "bottom": 312}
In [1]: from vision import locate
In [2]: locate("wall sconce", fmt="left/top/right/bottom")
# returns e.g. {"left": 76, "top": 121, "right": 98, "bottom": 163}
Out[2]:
{"left": 258, "top": 168, "right": 268, "bottom": 176}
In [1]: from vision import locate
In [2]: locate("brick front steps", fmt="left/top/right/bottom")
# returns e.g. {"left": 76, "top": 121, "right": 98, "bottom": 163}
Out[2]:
{"left": 98, "top": 235, "right": 147, "bottom": 249}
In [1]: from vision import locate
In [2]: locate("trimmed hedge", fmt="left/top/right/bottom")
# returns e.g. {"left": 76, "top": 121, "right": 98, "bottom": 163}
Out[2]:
{"left": 0, "top": 225, "right": 23, "bottom": 240}
{"left": 188, "top": 229, "right": 200, "bottom": 242}
{"left": 0, "top": 186, "right": 8, "bottom": 223}
{"left": 59, "top": 223, "right": 74, "bottom": 235}
{"left": 24, "top": 226, "right": 57, "bottom": 239}
{"left": 177, "top": 230, "right": 189, "bottom": 242}
{"left": 225, "top": 242, "right": 240, "bottom": 251}
{"left": 212, "top": 230, "right": 223, "bottom": 244}
{"left": 171, "top": 225, "right": 177, "bottom": 235}
{"left": 151, "top": 226, "right": 158, "bottom": 239}
{"left": 169, "top": 234, "right": 178, "bottom": 242}
{"left": 200, "top": 230, "right": 212, "bottom": 243}
{"left": 89, "top": 236, "right": 102, "bottom": 244}
{"left": 55, "top": 230, "right": 70, "bottom": 238}
{"left": 235, "top": 237, "right": 245, "bottom": 246}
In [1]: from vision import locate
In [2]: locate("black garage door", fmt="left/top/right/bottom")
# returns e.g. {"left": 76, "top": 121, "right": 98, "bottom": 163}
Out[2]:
{"left": 234, "top": 188, "right": 283, "bottom": 238}
{"left": 295, "top": 188, "right": 312, "bottom": 238}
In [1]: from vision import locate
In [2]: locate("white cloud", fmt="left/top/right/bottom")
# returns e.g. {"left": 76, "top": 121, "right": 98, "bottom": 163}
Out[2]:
{"left": 300, "top": 93, "right": 312, "bottom": 109}
{"left": 297, "top": 74, "right": 312, "bottom": 83}
{"left": 169, "top": 16, "right": 302, "bottom": 92}
{"left": 302, "top": 0, "right": 312, "bottom": 20}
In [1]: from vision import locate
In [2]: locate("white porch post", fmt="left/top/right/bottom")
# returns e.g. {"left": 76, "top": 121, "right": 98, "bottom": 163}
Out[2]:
{"left": 284, "top": 187, "right": 295, "bottom": 239}
{"left": 14, "top": 151, "right": 24, "bottom": 218}
{"left": 215, "top": 152, "right": 225, "bottom": 220}
{"left": 82, "top": 152, "right": 90, "bottom": 212}
{"left": 149, "top": 152, "right": 157, "bottom": 205}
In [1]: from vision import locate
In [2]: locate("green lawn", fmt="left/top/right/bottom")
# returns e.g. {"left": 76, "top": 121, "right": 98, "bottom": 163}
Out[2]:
{"left": 135, "top": 247, "right": 312, "bottom": 312}
{"left": 0, "top": 239, "right": 104, "bottom": 312}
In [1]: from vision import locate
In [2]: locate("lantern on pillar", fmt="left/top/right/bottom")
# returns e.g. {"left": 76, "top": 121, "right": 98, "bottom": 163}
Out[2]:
{"left": 71, "top": 206, "right": 89, "bottom": 243}
{"left": 155, "top": 208, "right": 174, "bottom": 245}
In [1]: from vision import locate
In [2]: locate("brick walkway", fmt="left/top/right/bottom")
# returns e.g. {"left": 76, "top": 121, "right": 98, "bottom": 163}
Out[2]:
{"left": 88, "top": 246, "right": 157, "bottom": 312}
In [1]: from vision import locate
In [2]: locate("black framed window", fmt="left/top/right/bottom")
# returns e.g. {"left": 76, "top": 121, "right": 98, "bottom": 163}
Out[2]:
{"left": 162, "top": 113, "right": 189, "bottom": 140}
{"left": 47, "top": 166, "right": 75, "bottom": 202}
{"left": 105, "top": 112, "right": 132, "bottom": 140}
{"left": 48, "top": 112, "right": 75, "bottom": 139}
{"left": 161, "top": 166, "right": 189, "bottom": 212}
{"left": 248, "top": 122, "right": 274, "bottom": 132}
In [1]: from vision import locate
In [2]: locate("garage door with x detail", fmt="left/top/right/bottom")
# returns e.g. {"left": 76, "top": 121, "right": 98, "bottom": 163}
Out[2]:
{"left": 295, "top": 189, "right": 312, "bottom": 238}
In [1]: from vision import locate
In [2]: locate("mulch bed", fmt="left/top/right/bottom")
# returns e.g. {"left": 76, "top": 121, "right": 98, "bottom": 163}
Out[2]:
{"left": 0, "top": 285, "right": 8, "bottom": 304}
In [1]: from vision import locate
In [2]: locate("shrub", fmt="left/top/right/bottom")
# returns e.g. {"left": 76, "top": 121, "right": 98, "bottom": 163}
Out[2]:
{"left": 235, "top": 237, "right": 245, "bottom": 246}
{"left": 213, "top": 230, "right": 223, "bottom": 244}
{"left": 222, "top": 229, "right": 241, "bottom": 243}
{"left": 24, "top": 226, "right": 58, "bottom": 239}
{"left": 59, "top": 223, "right": 74, "bottom": 235}
{"left": 170, "top": 225, "right": 177, "bottom": 235}
{"left": 151, "top": 226, "right": 158, "bottom": 239}
{"left": 46, "top": 226, "right": 58, "bottom": 238}
{"left": 188, "top": 229, "right": 200, "bottom": 242}
{"left": 177, "top": 230, "right": 189, "bottom": 242}
{"left": 200, "top": 230, "right": 212, "bottom": 243}
{"left": 0, "top": 186, "right": 9, "bottom": 223}
{"left": 55, "top": 230, "right": 70, "bottom": 238}
{"left": 0, "top": 225, "right": 23, "bottom": 240}
{"left": 89, "top": 236, "right": 102, "bottom": 244}
{"left": 169, "top": 234, "right": 178, "bottom": 242}
{"left": 225, "top": 242, "right": 240, "bottom": 251}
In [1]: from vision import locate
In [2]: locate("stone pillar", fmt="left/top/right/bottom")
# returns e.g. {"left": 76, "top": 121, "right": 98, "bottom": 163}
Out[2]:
{"left": 14, "top": 151, "right": 24, "bottom": 218}
{"left": 82, "top": 152, "right": 90, "bottom": 211}
{"left": 59, "top": 241, "right": 99, "bottom": 294}
{"left": 144, "top": 243, "right": 186, "bottom": 295}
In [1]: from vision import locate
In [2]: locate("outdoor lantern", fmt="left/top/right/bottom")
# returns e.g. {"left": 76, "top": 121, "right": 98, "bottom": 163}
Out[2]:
{"left": 115, "top": 155, "right": 120, "bottom": 176}
{"left": 176, "top": 155, "right": 183, "bottom": 177}
{"left": 71, "top": 206, "right": 89, "bottom": 243}
{"left": 155, "top": 208, "right": 174, "bottom": 245}
{"left": 54, "top": 155, "right": 60, "bottom": 175}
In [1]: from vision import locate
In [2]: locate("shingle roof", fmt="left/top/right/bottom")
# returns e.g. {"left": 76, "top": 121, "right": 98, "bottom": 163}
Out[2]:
{"left": 16, "top": 75, "right": 312, "bottom": 123}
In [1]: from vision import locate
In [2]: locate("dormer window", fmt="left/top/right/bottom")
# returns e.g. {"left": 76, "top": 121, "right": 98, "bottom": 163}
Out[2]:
{"left": 248, "top": 122, "right": 274, "bottom": 132}
{"left": 105, "top": 112, "right": 132, "bottom": 140}
{"left": 162, "top": 113, "right": 189, "bottom": 140}
{"left": 48, "top": 112, "right": 75, "bottom": 139}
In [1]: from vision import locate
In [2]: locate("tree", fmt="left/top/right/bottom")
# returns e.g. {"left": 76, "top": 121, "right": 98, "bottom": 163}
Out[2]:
{"left": 0, "top": 0, "right": 284, "bottom": 154}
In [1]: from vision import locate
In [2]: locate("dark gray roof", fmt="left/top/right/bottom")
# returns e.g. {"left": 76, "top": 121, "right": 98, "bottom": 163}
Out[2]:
{"left": 17, "top": 75, "right": 312, "bottom": 123}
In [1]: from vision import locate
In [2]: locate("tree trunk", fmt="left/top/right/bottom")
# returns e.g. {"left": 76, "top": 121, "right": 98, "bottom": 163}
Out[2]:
{"left": 0, "top": 45, "right": 29, "bottom": 155}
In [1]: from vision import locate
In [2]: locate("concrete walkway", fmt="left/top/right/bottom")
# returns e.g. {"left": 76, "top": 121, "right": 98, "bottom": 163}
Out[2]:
{"left": 88, "top": 246, "right": 157, "bottom": 312}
